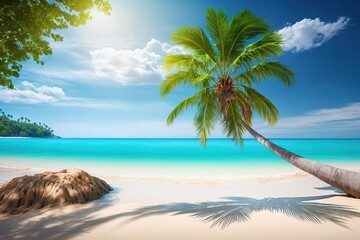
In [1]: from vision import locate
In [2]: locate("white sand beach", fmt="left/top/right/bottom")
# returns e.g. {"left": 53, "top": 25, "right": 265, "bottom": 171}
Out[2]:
{"left": 1, "top": 0, "right": 359, "bottom": 239}
{"left": 1, "top": 165, "right": 360, "bottom": 240}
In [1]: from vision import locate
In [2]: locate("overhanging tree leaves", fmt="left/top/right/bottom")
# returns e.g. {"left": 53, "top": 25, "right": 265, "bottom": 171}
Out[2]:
{"left": 0, "top": 0, "right": 111, "bottom": 88}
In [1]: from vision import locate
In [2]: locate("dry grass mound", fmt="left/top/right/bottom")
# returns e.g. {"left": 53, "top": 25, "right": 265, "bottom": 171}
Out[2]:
{"left": 0, "top": 169, "right": 112, "bottom": 215}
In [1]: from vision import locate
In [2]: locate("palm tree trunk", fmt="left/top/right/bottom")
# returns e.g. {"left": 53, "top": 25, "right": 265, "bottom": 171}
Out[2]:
{"left": 240, "top": 119, "right": 360, "bottom": 198}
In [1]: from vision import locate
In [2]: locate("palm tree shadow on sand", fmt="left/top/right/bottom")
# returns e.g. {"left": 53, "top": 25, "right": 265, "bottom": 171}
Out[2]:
{"left": 1, "top": 190, "right": 360, "bottom": 239}
{"left": 126, "top": 194, "right": 360, "bottom": 229}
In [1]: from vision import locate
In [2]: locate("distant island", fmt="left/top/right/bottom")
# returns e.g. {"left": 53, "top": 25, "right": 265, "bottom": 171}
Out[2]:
{"left": 0, "top": 108, "right": 58, "bottom": 138}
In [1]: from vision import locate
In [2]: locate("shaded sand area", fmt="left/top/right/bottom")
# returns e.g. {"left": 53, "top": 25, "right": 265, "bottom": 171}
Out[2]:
{"left": 1, "top": 166, "right": 360, "bottom": 239}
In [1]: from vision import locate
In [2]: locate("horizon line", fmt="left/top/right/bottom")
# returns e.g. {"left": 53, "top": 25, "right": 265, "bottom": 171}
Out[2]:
{"left": 7, "top": 137, "right": 359, "bottom": 140}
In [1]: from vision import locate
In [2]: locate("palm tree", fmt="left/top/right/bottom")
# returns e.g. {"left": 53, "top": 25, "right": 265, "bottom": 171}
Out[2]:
{"left": 160, "top": 8, "right": 360, "bottom": 198}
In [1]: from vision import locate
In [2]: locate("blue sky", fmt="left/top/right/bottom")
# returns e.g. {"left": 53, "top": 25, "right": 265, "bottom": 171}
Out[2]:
{"left": 1, "top": 0, "right": 359, "bottom": 138}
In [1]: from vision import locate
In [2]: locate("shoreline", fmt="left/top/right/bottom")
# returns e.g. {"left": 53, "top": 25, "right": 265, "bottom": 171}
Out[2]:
{"left": 1, "top": 163, "right": 360, "bottom": 185}
{"left": 98, "top": 171, "right": 311, "bottom": 184}
{"left": 0, "top": 165, "right": 311, "bottom": 185}
{"left": 0, "top": 136, "right": 60, "bottom": 139}
{"left": 0, "top": 164, "right": 313, "bottom": 186}
{"left": 0, "top": 137, "right": 31, "bottom": 138}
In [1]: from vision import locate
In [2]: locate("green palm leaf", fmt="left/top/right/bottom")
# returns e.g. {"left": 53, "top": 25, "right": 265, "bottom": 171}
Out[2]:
{"left": 234, "top": 90, "right": 252, "bottom": 124}
{"left": 232, "top": 32, "right": 283, "bottom": 69}
{"left": 163, "top": 54, "right": 206, "bottom": 72}
{"left": 241, "top": 86, "right": 279, "bottom": 125}
{"left": 222, "top": 101, "right": 245, "bottom": 146}
{"left": 166, "top": 91, "right": 203, "bottom": 125}
{"left": 235, "top": 61, "right": 295, "bottom": 86}
{"left": 194, "top": 91, "right": 218, "bottom": 146}
{"left": 225, "top": 10, "right": 269, "bottom": 63}
{"left": 160, "top": 71, "right": 199, "bottom": 97}
{"left": 206, "top": 8, "right": 229, "bottom": 63}
{"left": 171, "top": 27, "right": 217, "bottom": 64}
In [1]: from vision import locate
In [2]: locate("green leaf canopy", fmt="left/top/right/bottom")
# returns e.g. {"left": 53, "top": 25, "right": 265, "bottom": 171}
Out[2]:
{"left": 160, "top": 8, "right": 295, "bottom": 146}
{"left": 0, "top": 0, "right": 111, "bottom": 88}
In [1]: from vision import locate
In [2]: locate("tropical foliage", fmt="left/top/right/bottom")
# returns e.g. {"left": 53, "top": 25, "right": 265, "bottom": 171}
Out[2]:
{"left": 161, "top": 8, "right": 360, "bottom": 198}
{"left": 160, "top": 8, "right": 295, "bottom": 146}
{"left": 0, "top": 0, "right": 111, "bottom": 88}
{"left": 0, "top": 108, "right": 55, "bottom": 137}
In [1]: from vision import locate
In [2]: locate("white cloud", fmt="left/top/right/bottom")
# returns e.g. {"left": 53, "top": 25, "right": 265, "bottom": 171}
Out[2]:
{"left": 0, "top": 81, "right": 122, "bottom": 109}
{"left": 53, "top": 98, "right": 170, "bottom": 111}
{"left": 278, "top": 17, "right": 350, "bottom": 52}
{"left": 0, "top": 81, "right": 66, "bottom": 104}
{"left": 27, "top": 39, "right": 184, "bottom": 86}
{"left": 0, "top": 81, "right": 171, "bottom": 111}
{"left": 254, "top": 103, "right": 360, "bottom": 136}
{"left": 277, "top": 102, "right": 360, "bottom": 128}
{"left": 90, "top": 38, "right": 185, "bottom": 85}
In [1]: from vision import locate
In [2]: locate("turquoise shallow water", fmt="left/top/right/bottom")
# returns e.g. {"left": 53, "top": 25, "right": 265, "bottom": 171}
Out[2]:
{"left": 0, "top": 138, "right": 359, "bottom": 177}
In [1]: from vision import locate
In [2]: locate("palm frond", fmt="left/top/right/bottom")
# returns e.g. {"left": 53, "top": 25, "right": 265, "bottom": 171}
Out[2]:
{"left": 166, "top": 91, "right": 203, "bottom": 125}
{"left": 163, "top": 54, "right": 206, "bottom": 72}
{"left": 160, "top": 71, "right": 198, "bottom": 97}
{"left": 235, "top": 61, "right": 295, "bottom": 87}
{"left": 171, "top": 27, "right": 217, "bottom": 64}
{"left": 234, "top": 90, "right": 252, "bottom": 125}
{"left": 232, "top": 31, "right": 283, "bottom": 68}
{"left": 194, "top": 91, "right": 218, "bottom": 146}
{"left": 222, "top": 101, "right": 245, "bottom": 146}
{"left": 225, "top": 10, "right": 270, "bottom": 62}
{"left": 193, "top": 73, "right": 213, "bottom": 84}
{"left": 206, "top": 8, "right": 229, "bottom": 62}
{"left": 241, "top": 86, "right": 279, "bottom": 125}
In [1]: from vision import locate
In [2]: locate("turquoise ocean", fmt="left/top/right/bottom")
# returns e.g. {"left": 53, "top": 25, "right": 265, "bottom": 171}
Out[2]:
{"left": 1, "top": 138, "right": 359, "bottom": 179}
